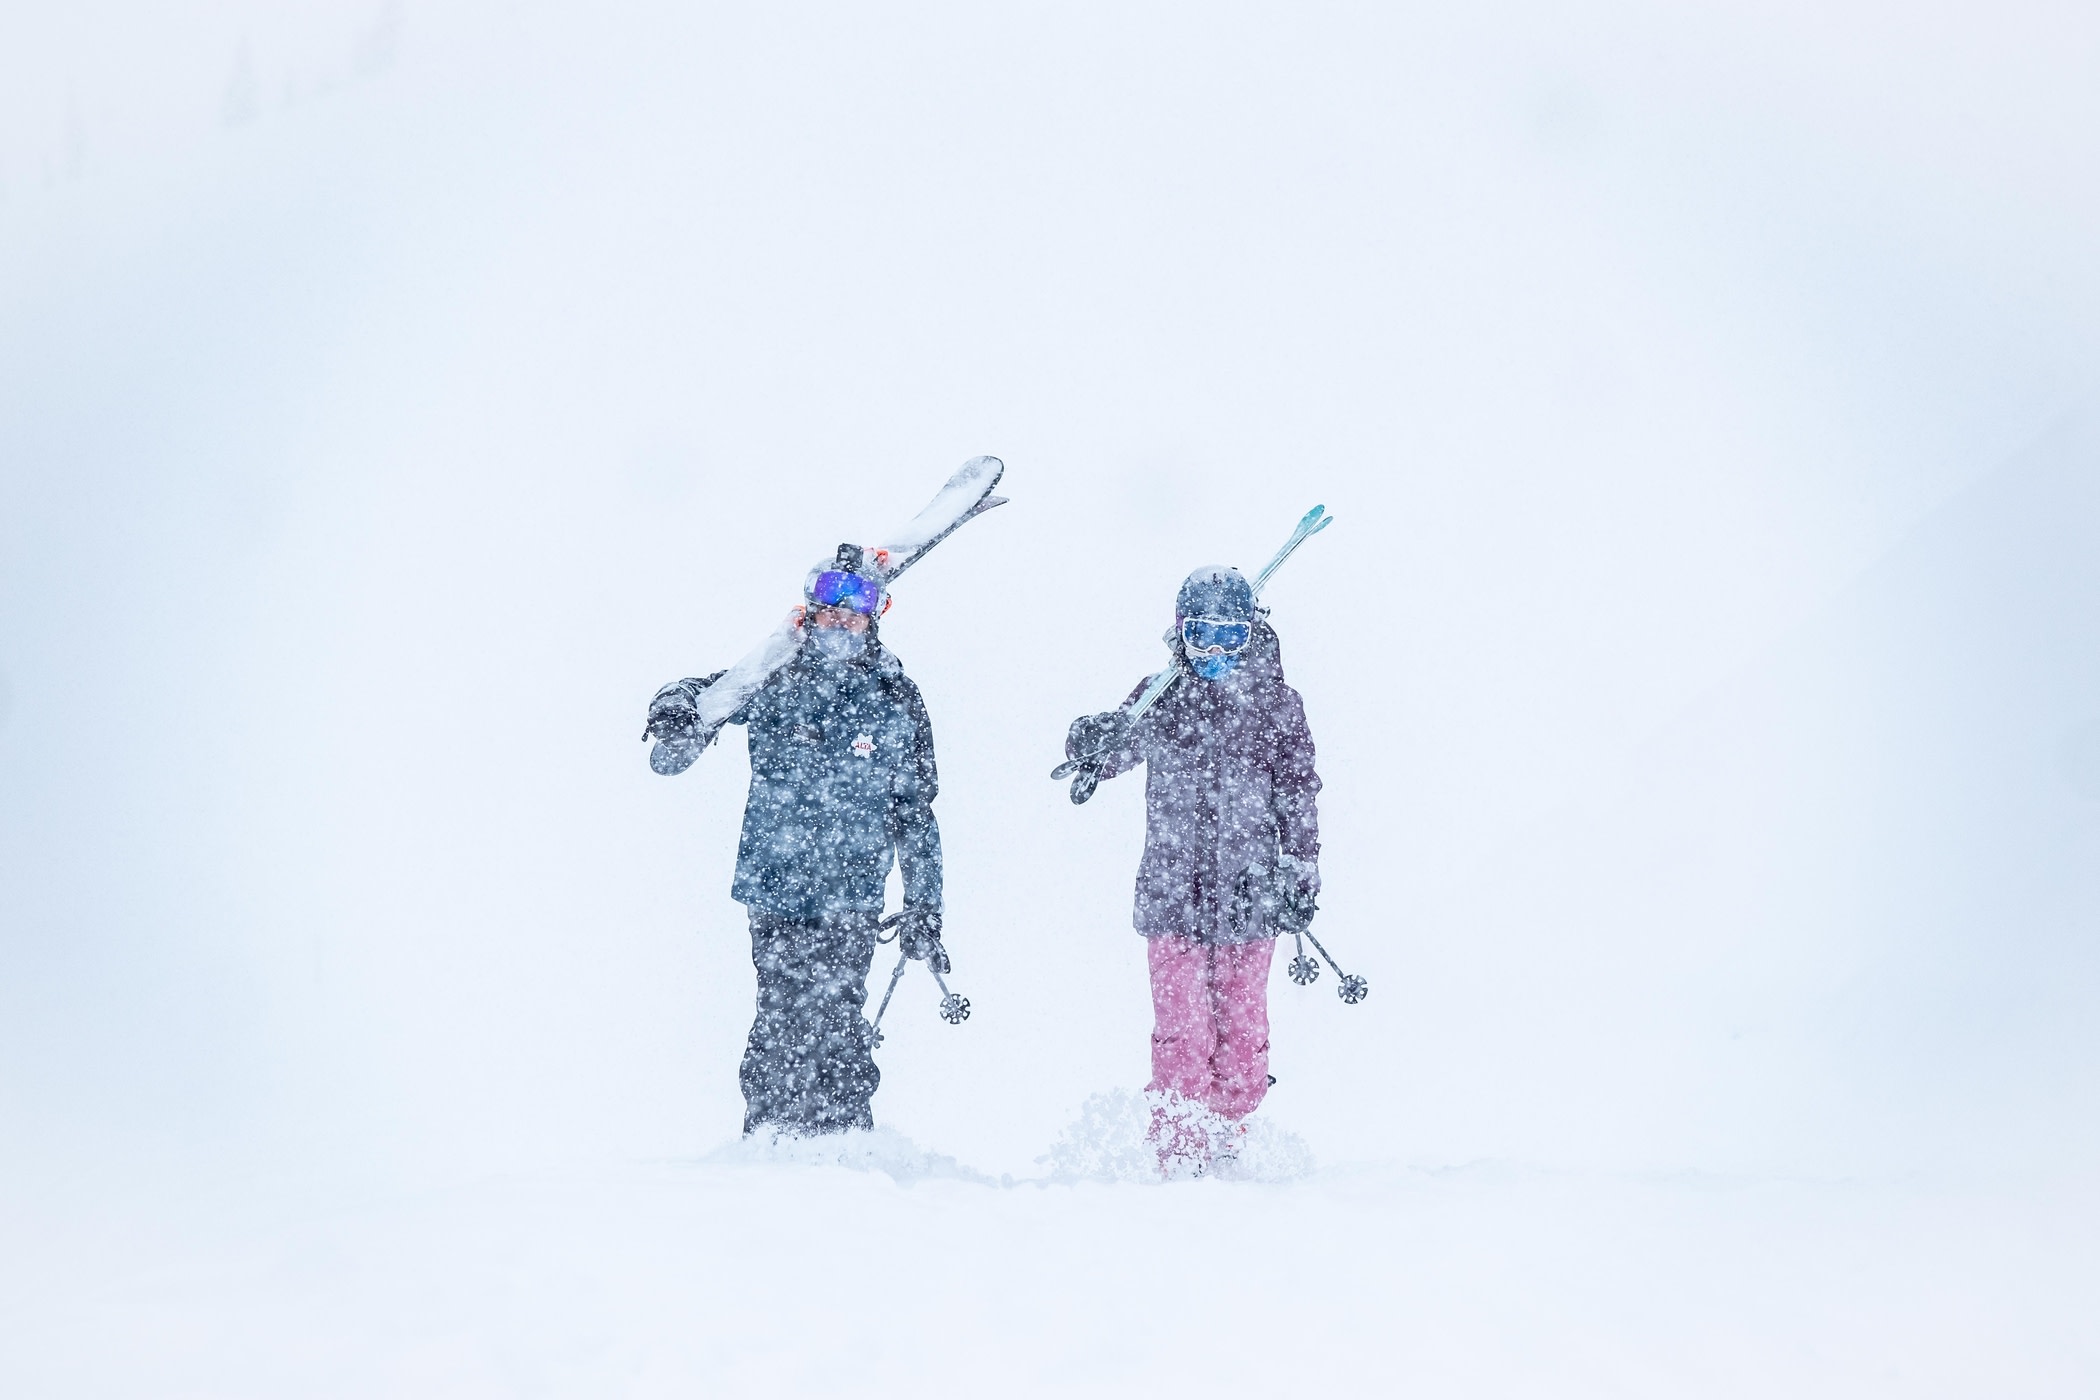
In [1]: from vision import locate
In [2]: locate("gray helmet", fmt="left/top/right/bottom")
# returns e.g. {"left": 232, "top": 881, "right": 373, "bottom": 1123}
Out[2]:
{"left": 1175, "top": 565, "right": 1254, "bottom": 622}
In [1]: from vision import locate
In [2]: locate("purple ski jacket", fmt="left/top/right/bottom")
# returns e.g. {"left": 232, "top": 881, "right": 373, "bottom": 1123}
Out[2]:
{"left": 1073, "top": 622, "right": 1322, "bottom": 944}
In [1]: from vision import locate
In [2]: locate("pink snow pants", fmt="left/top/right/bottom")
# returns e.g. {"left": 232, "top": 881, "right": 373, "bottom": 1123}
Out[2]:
{"left": 1145, "top": 934, "right": 1275, "bottom": 1121}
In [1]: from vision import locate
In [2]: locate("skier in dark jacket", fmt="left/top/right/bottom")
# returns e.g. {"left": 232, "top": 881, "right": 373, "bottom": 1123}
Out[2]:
{"left": 647, "top": 555, "right": 945, "bottom": 1136}
{"left": 1066, "top": 565, "right": 1321, "bottom": 1172}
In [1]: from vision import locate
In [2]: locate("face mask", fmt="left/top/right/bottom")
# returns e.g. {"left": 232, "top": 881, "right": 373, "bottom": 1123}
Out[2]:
{"left": 1186, "top": 643, "right": 1242, "bottom": 681}
{"left": 812, "top": 626, "right": 867, "bottom": 662}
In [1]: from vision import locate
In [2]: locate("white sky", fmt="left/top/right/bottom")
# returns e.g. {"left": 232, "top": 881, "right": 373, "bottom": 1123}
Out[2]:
{"left": 2, "top": 1, "right": 2097, "bottom": 1182}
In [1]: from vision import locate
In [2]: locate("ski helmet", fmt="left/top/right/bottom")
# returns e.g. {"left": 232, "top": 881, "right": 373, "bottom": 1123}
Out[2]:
{"left": 802, "top": 543, "right": 888, "bottom": 663}
{"left": 1176, "top": 564, "right": 1256, "bottom": 681}
{"left": 1175, "top": 565, "right": 1254, "bottom": 623}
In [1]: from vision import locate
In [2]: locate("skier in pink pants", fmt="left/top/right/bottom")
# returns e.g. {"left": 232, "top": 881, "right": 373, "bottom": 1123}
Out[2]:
{"left": 1066, "top": 566, "right": 1322, "bottom": 1175}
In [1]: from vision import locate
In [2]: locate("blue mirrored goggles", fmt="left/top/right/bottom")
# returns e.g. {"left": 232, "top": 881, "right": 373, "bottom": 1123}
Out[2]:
{"left": 1181, "top": 617, "right": 1252, "bottom": 653}
{"left": 805, "top": 569, "right": 886, "bottom": 615}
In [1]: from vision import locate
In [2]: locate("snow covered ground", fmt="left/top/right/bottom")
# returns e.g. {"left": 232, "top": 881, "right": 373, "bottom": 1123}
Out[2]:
{"left": 6, "top": 3, "right": 2100, "bottom": 1395}
{"left": 9, "top": 1134, "right": 2099, "bottom": 1397}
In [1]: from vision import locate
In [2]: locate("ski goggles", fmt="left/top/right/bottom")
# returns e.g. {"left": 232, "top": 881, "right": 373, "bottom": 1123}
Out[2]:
{"left": 805, "top": 569, "right": 886, "bottom": 615}
{"left": 1181, "top": 617, "right": 1252, "bottom": 653}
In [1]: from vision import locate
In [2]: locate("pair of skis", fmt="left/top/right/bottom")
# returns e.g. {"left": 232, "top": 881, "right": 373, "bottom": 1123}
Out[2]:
{"left": 1050, "top": 503, "right": 1334, "bottom": 805}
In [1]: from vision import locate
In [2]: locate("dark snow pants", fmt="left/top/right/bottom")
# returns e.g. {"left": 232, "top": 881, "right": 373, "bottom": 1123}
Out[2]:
{"left": 740, "top": 909, "right": 881, "bottom": 1136}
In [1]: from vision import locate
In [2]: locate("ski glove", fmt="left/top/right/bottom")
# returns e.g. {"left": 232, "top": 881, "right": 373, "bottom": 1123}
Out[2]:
{"left": 645, "top": 677, "right": 708, "bottom": 742}
{"left": 1274, "top": 854, "right": 1320, "bottom": 933}
{"left": 1067, "top": 710, "right": 1129, "bottom": 759}
{"left": 896, "top": 908, "right": 949, "bottom": 972}
{"left": 1231, "top": 858, "right": 1320, "bottom": 935}
{"left": 644, "top": 674, "right": 724, "bottom": 777}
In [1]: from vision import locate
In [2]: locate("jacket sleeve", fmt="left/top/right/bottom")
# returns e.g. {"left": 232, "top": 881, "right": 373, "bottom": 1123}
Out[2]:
{"left": 709, "top": 669, "right": 771, "bottom": 728}
{"left": 890, "top": 678, "right": 944, "bottom": 912}
{"left": 1270, "top": 685, "right": 1321, "bottom": 866}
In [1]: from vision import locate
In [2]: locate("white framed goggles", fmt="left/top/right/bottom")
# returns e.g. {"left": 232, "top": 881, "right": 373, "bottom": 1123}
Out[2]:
{"left": 1181, "top": 617, "right": 1251, "bottom": 653}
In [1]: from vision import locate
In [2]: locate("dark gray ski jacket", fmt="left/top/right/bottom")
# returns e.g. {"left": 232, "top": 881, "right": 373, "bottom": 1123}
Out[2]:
{"left": 672, "top": 641, "right": 942, "bottom": 924}
{"left": 1072, "top": 622, "right": 1321, "bottom": 944}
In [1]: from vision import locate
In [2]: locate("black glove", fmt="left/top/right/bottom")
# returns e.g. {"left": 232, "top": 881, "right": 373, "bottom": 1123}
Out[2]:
{"left": 1067, "top": 710, "right": 1128, "bottom": 759}
{"left": 1231, "top": 859, "right": 1320, "bottom": 935}
{"left": 644, "top": 675, "right": 724, "bottom": 777}
{"left": 645, "top": 679, "right": 704, "bottom": 742}
{"left": 1273, "top": 857, "right": 1319, "bottom": 933}
{"left": 897, "top": 908, "right": 948, "bottom": 972}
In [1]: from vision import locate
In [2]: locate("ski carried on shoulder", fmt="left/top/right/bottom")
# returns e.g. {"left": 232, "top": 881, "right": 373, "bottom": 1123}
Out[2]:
{"left": 647, "top": 456, "right": 1007, "bottom": 775}
{"left": 875, "top": 455, "right": 1009, "bottom": 581}
{"left": 1052, "top": 504, "right": 1332, "bottom": 804}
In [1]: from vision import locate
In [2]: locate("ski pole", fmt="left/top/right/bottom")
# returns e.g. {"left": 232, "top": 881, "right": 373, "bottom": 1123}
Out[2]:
{"left": 1301, "top": 928, "right": 1368, "bottom": 1004}
{"left": 868, "top": 948, "right": 910, "bottom": 1047}
{"left": 869, "top": 912, "right": 971, "bottom": 1039}
{"left": 1053, "top": 505, "right": 1334, "bottom": 804}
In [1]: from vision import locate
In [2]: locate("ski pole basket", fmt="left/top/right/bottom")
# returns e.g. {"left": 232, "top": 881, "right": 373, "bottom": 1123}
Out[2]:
{"left": 1336, "top": 971, "right": 1368, "bottom": 1005}
{"left": 1295, "top": 928, "right": 1368, "bottom": 1006}
{"left": 931, "top": 967, "right": 972, "bottom": 1025}
{"left": 1287, "top": 931, "right": 1320, "bottom": 985}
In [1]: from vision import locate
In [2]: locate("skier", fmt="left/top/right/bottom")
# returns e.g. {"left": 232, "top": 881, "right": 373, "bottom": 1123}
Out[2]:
{"left": 1065, "top": 566, "right": 1322, "bottom": 1174}
{"left": 646, "top": 546, "right": 948, "bottom": 1137}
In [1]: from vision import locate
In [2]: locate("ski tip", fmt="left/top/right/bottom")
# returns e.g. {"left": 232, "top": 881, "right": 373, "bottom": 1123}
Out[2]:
{"left": 952, "top": 455, "right": 1005, "bottom": 488}
{"left": 948, "top": 494, "right": 1008, "bottom": 530}
{"left": 1311, "top": 512, "right": 1333, "bottom": 532}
